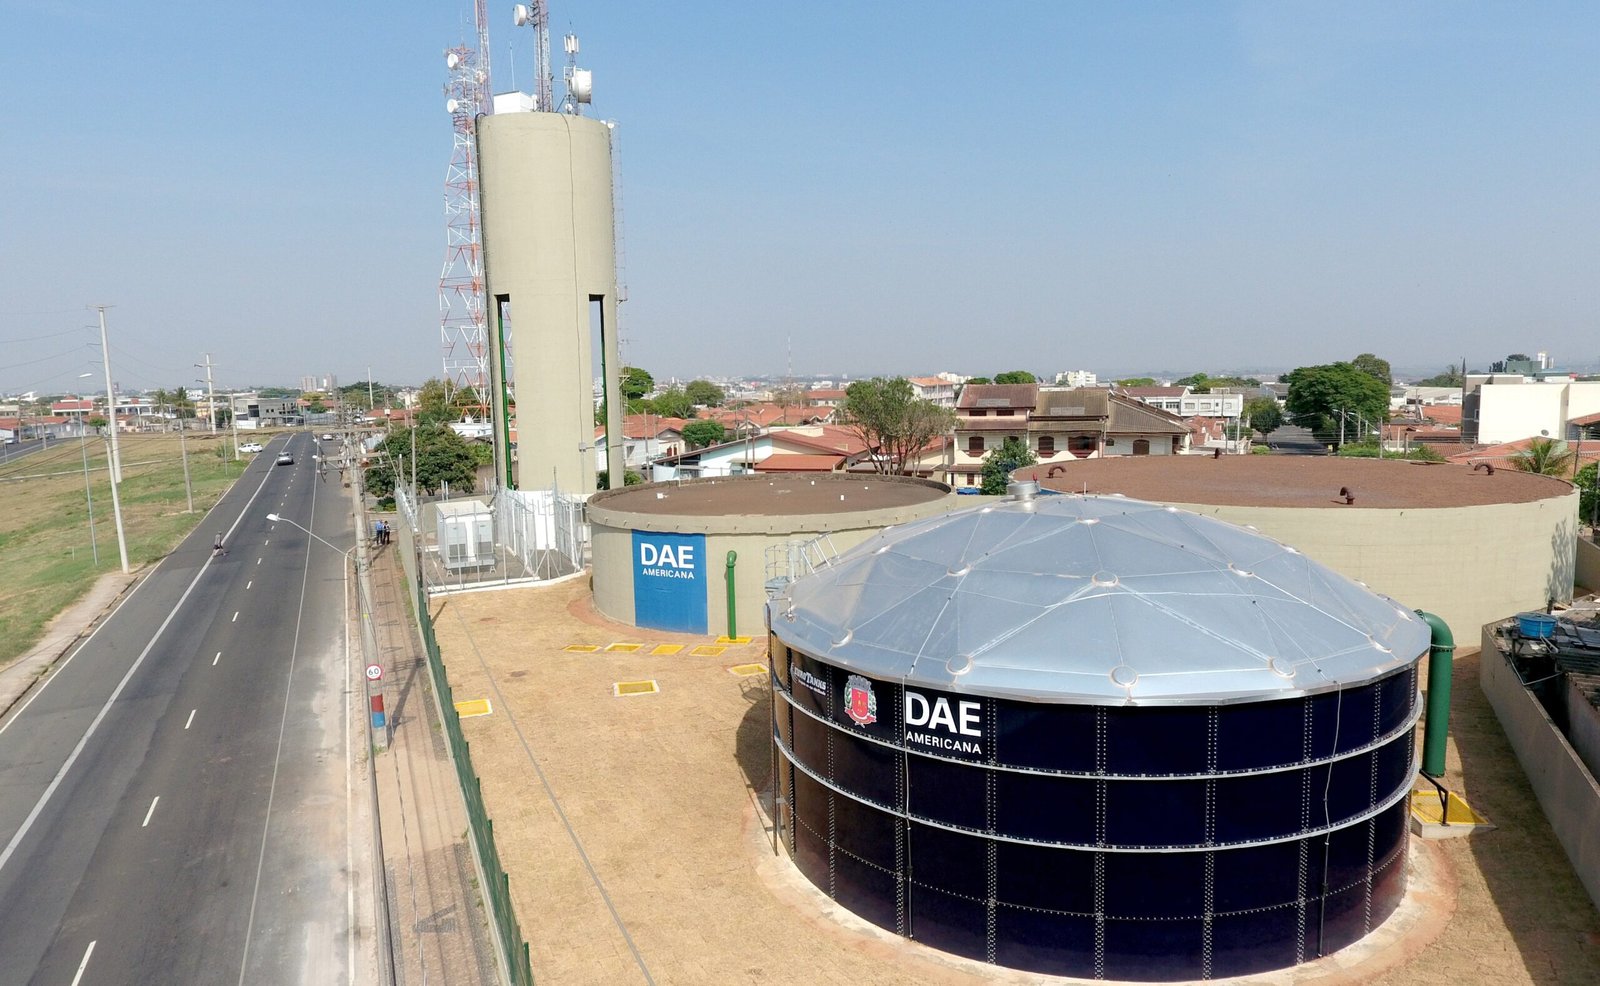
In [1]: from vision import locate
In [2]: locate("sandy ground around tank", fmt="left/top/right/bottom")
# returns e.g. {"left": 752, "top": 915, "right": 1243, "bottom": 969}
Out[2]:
{"left": 429, "top": 579, "right": 1600, "bottom": 986}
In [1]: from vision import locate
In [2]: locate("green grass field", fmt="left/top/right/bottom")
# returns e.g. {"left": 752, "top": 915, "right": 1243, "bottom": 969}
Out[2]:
{"left": 0, "top": 431, "right": 252, "bottom": 668}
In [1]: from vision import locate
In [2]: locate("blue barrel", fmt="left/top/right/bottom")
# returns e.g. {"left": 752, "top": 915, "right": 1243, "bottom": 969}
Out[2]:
{"left": 1517, "top": 613, "right": 1557, "bottom": 639}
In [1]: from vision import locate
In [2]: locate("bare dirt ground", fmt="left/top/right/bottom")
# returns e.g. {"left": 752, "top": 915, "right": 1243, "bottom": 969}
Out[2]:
{"left": 430, "top": 579, "right": 1600, "bottom": 986}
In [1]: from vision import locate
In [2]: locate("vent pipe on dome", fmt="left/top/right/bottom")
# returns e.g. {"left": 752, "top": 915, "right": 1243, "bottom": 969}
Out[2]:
{"left": 1007, "top": 479, "right": 1039, "bottom": 501}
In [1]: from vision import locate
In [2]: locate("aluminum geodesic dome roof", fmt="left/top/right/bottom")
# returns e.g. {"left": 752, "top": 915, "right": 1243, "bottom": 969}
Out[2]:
{"left": 768, "top": 492, "right": 1430, "bottom": 705}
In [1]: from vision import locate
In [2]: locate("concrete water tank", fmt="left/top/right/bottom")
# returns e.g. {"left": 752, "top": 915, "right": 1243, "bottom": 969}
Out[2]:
{"left": 767, "top": 492, "right": 1429, "bottom": 980}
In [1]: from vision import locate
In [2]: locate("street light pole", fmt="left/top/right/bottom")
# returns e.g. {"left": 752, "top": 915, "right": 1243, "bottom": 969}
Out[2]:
{"left": 97, "top": 307, "right": 130, "bottom": 574}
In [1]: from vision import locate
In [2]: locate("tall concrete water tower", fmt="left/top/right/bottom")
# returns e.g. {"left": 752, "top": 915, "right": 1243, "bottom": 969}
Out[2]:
{"left": 476, "top": 10, "right": 623, "bottom": 494}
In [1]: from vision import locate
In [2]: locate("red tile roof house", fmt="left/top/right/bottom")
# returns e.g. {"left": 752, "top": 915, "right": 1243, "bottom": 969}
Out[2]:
{"left": 950, "top": 384, "right": 1190, "bottom": 489}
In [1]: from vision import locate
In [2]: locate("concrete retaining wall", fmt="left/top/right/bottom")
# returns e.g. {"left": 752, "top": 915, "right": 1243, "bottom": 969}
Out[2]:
{"left": 1576, "top": 537, "right": 1600, "bottom": 594}
{"left": 1479, "top": 625, "right": 1600, "bottom": 911}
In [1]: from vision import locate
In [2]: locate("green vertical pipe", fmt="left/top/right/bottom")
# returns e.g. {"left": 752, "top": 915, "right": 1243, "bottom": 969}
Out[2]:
{"left": 1417, "top": 610, "right": 1456, "bottom": 778}
{"left": 726, "top": 550, "right": 739, "bottom": 639}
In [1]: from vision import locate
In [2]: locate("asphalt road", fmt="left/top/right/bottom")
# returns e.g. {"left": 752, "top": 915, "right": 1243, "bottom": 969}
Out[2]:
{"left": 0, "top": 437, "right": 50, "bottom": 465}
{"left": 0, "top": 432, "right": 372, "bottom": 985}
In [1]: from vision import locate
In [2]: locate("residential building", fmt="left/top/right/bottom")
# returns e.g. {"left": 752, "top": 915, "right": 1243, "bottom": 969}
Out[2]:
{"left": 950, "top": 384, "right": 1190, "bottom": 488}
{"left": 1119, "top": 385, "right": 1244, "bottom": 421}
{"left": 649, "top": 425, "right": 871, "bottom": 481}
{"left": 805, "top": 388, "right": 847, "bottom": 409}
{"left": 1462, "top": 374, "right": 1600, "bottom": 445}
{"left": 1054, "top": 369, "right": 1098, "bottom": 388}
{"left": 908, "top": 376, "right": 957, "bottom": 407}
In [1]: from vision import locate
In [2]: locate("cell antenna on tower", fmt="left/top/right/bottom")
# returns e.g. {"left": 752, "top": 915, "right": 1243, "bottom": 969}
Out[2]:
{"left": 512, "top": 2, "right": 553, "bottom": 111}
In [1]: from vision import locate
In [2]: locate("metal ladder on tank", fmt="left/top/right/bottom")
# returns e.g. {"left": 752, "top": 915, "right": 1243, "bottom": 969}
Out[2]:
{"left": 764, "top": 533, "right": 839, "bottom": 597}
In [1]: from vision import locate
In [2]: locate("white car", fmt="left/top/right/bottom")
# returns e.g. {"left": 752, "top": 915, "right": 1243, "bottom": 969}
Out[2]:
{"left": 240, "top": 442, "right": 264, "bottom": 453}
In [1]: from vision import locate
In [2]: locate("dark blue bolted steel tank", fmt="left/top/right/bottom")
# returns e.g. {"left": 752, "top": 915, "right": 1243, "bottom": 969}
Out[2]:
{"left": 766, "top": 490, "right": 1427, "bottom": 981}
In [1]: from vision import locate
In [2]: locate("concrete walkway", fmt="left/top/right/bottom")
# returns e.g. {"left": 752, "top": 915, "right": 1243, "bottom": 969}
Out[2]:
{"left": 366, "top": 539, "right": 499, "bottom": 985}
{"left": 0, "top": 569, "right": 141, "bottom": 722}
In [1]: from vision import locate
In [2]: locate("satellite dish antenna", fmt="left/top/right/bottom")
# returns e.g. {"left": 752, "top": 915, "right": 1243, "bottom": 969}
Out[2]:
{"left": 513, "top": 4, "right": 530, "bottom": 27}
{"left": 445, "top": 51, "right": 462, "bottom": 70}
{"left": 446, "top": 98, "right": 460, "bottom": 114}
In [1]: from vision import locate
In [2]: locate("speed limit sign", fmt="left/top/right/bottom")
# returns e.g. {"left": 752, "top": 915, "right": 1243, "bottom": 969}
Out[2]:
{"left": 365, "top": 664, "right": 383, "bottom": 681}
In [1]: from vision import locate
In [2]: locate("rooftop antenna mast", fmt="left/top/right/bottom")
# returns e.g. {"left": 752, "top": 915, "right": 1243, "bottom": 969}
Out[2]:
{"left": 561, "top": 33, "right": 592, "bottom": 114}
{"left": 512, "top": 3, "right": 553, "bottom": 111}
{"left": 438, "top": 0, "right": 494, "bottom": 416}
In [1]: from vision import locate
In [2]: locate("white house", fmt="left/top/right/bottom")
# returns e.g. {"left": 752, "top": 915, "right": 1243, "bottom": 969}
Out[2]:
{"left": 1463, "top": 375, "right": 1600, "bottom": 445}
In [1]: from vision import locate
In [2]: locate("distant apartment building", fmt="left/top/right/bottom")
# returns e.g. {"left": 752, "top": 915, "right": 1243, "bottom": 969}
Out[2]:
{"left": 300, "top": 374, "right": 338, "bottom": 394}
{"left": 950, "top": 384, "right": 1190, "bottom": 488}
{"left": 908, "top": 376, "right": 957, "bottom": 407}
{"left": 1119, "top": 385, "right": 1244, "bottom": 421}
{"left": 1054, "top": 369, "right": 1098, "bottom": 388}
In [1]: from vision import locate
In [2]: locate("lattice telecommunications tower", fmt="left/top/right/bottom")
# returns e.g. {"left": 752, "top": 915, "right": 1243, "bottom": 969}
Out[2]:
{"left": 438, "top": 2, "right": 492, "bottom": 410}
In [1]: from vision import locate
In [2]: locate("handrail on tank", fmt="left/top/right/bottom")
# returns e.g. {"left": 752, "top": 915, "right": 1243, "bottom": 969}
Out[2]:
{"left": 1416, "top": 609, "right": 1455, "bottom": 778}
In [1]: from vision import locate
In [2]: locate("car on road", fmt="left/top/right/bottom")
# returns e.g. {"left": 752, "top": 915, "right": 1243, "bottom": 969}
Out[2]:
{"left": 276, "top": 453, "right": 294, "bottom": 466}
{"left": 240, "top": 442, "right": 263, "bottom": 453}
{"left": 320, "top": 433, "right": 336, "bottom": 441}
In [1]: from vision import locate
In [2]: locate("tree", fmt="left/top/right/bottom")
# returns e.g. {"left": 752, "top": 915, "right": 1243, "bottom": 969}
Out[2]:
{"left": 1115, "top": 377, "right": 1157, "bottom": 387}
{"left": 1510, "top": 437, "right": 1575, "bottom": 477}
{"left": 992, "top": 370, "right": 1037, "bottom": 384}
{"left": 681, "top": 420, "right": 727, "bottom": 449}
{"left": 1283, "top": 362, "right": 1390, "bottom": 440}
{"left": 363, "top": 425, "right": 479, "bottom": 497}
{"left": 1174, "top": 372, "right": 1211, "bottom": 390}
{"left": 87, "top": 415, "right": 108, "bottom": 433}
{"left": 1351, "top": 353, "right": 1393, "bottom": 386}
{"left": 1576, "top": 462, "right": 1598, "bottom": 526}
{"left": 597, "top": 469, "right": 644, "bottom": 489}
{"left": 1243, "top": 396, "right": 1283, "bottom": 438}
{"left": 838, "top": 377, "right": 956, "bottom": 475}
{"left": 771, "top": 384, "right": 808, "bottom": 410}
{"left": 1414, "top": 366, "right": 1464, "bottom": 388}
{"left": 621, "top": 366, "right": 654, "bottom": 401}
{"left": 646, "top": 387, "right": 696, "bottom": 420}
{"left": 965, "top": 377, "right": 992, "bottom": 386}
{"left": 980, "top": 437, "right": 1037, "bottom": 495}
{"left": 684, "top": 379, "right": 726, "bottom": 407}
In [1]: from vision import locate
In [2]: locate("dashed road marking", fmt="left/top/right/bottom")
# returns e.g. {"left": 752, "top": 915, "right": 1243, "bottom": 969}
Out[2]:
{"left": 213, "top": 651, "right": 221, "bottom": 666}
{"left": 232, "top": 612, "right": 239, "bottom": 622}
{"left": 185, "top": 709, "right": 196, "bottom": 730}
{"left": 247, "top": 580, "right": 253, "bottom": 589}
{"left": 142, "top": 796, "right": 159, "bottom": 828}
{"left": 70, "top": 941, "right": 95, "bottom": 986}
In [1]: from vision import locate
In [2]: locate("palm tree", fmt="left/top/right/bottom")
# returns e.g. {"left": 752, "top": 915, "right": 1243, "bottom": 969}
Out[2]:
{"left": 1511, "top": 436, "right": 1575, "bottom": 476}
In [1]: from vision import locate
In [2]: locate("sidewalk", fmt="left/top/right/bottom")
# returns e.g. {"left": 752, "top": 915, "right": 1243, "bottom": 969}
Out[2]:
{"left": 366, "top": 539, "right": 499, "bottom": 985}
{"left": 0, "top": 569, "right": 141, "bottom": 721}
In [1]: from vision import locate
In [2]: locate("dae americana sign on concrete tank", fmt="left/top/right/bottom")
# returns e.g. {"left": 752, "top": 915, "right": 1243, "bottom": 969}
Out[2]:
{"left": 631, "top": 530, "right": 706, "bottom": 634}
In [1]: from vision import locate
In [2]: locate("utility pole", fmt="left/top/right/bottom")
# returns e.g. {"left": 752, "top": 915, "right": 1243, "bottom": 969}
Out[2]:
{"left": 97, "top": 307, "right": 130, "bottom": 574}
{"left": 368, "top": 366, "right": 375, "bottom": 415}
{"left": 197, "top": 354, "right": 218, "bottom": 434}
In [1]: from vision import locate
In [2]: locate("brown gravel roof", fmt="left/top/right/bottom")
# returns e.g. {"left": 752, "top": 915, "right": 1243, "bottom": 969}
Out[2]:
{"left": 590, "top": 473, "right": 951, "bottom": 517}
{"left": 1017, "top": 455, "right": 1573, "bottom": 508}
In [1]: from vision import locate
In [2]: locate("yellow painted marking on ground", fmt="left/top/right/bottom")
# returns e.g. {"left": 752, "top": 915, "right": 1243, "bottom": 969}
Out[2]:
{"left": 650, "top": 644, "right": 685, "bottom": 656}
{"left": 563, "top": 644, "right": 601, "bottom": 653}
{"left": 728, "top": 663, "right": 766, "bottom": 677}
{"left": 691, "top": 645, "right": 728, "bottom": 657}
{"left": 715, "top": 635, "right": 754, "bottom": 645}
{"left": 1409, "top": 790, "right": 1490, "bottom": 826}
{"left": 454, "top": 699, "right": 493, "bottom": 718}
{"left": 613, "top": 680, "right": 659, "bottom": 697}
{"left": 605, "top": 642, "right": 644, "bottom": 653}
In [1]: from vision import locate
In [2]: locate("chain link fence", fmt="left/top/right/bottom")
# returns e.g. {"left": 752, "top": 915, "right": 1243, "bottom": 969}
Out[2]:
{"left": 393, "top": 485, "right": 586, "bottom": 594}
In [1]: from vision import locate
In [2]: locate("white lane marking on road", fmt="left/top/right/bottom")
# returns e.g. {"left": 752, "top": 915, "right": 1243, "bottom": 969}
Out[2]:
{"left": 232, "top": 612, "right": 239, "bottom": 623}
{"left": 185, "top": 709, "right": 196, "bottom": 730}
{"left": 264, "top": 539, "right": 269, "bottom": 545}
{"left": 0, "top": 461, "right": 282, "bottom": 876}
{"left": 213, "top": 651, "right": 221, "bottom": 666}
{"left": 70, "top": 941, "right": 95, "bottom": 986}
{"left": 247, "top": 580, "right": 253, "bottom": 589}
{"left": 257, "top": 557, "right": 262, "bottom": 565}
{"left": 142, "top": 796, "right": 159, "bottom": 827}
{"left": 238, "top": 459, "right": 325, "bottom": 985}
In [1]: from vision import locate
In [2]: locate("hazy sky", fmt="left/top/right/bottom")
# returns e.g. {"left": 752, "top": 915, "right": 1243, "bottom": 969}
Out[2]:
{"left": 1, "top": 1, "right": 1596, "bottom": 395}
